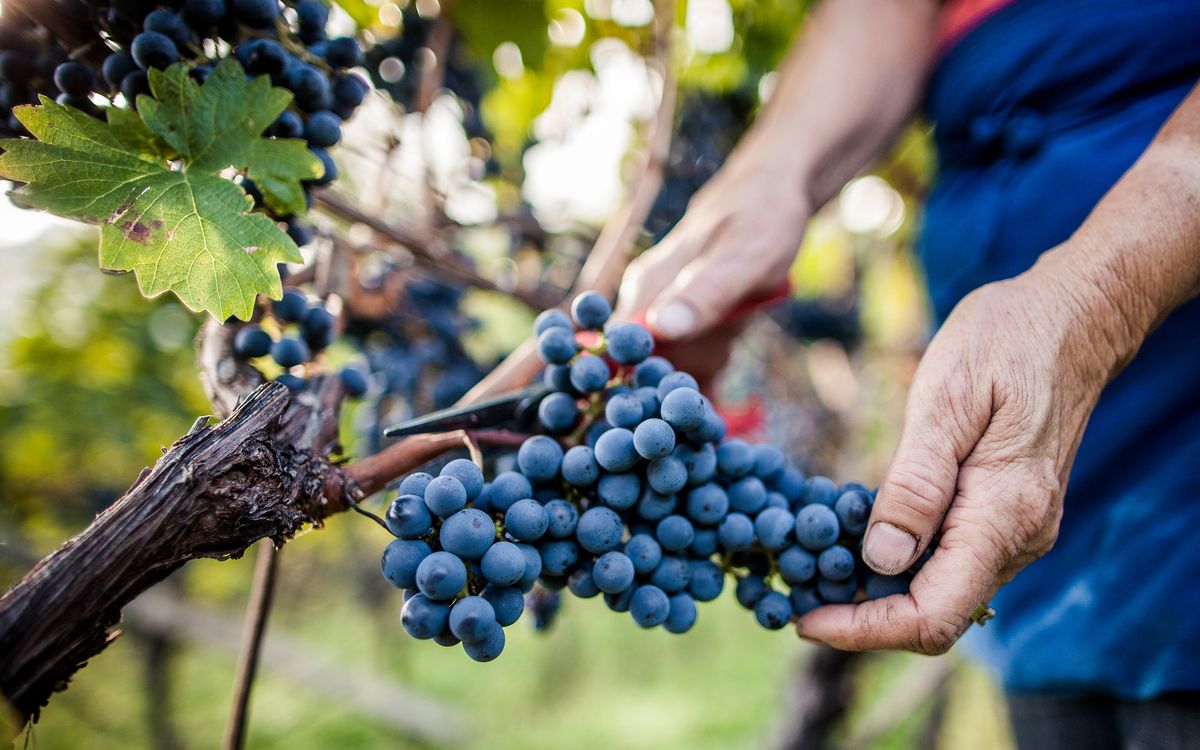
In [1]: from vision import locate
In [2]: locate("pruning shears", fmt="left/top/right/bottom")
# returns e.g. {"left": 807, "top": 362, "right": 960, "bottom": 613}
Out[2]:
{"left": 383, "top": 383, "right": 551, "bottom": 438}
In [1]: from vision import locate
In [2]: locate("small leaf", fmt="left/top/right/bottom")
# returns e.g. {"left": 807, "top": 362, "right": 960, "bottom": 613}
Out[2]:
{"left": 0, "top": 61, "right": 322, "bottom": 320}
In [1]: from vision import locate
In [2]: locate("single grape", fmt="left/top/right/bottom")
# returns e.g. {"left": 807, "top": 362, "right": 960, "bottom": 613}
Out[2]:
{"left": 717, "top": 512, "right": 754, "bottom": 552}
{"left": 534, "top": 308, "right": 572, "bottom": 335}
{"left": 604, "top": 322, "right": 654, "bottom": 365}
{"left": 655, "top": 515, "right": 694, "bottom": 552}
{"left": 183, "top": 0, "right": 226, "bottom": 28}
{"left": 144, "top": 9, "right": 192, "bottom": 48}
{"left": 130, "top": 31, "right": 179, "bottom": 70}
{"left": 687, "top": 409, "right": 727, "bottom": 443}
{"left": 664, "top": 593, "right": 698, "bottom": 634}
{"left": 570, "top": 291, "right": 611, "bottom": 330}
{"left": 818, "top": 575, "right": 858, "bottom": 604}
{"left": 649, "top": 555, "right": 690, "bottom": 593}
{"left": 865, "top": 573, "right": 911, "bottom": 600}
{"left": 647, "top": 456, "right": 687, "bottom": 495}
{"left": 775, "top": 468, "right": 808, "bottom": 505}
{"left": 728, "top": 476, "right": 767, "bottom": 515}
{"left": 716, "top": 439, "right": 754, "bottom": 477}
{"left": 415, "top": 551, "right": 466, "bottom": 601}
{"left": 569, "top": 354, "right": 610, "bottom": 393}
{"left": 764, "top": 492, "right": 789, "bottom": 511}
{"left": 323, "top": 36, "right": 364, "bottom": 67}
{"left": 817, "top": 545, "right": 855, "bottom": 582}
{"left": 684, "top": 483, "right": 728, "bottom": 525}
{"left": 752, "top": 445, "right": 787, "bottom": 482}
{"left": 735, "top": 576, "right": 769, "bottom": 609}
{"left": 385, "top": 494, "right": 432, "bottom": 538}
{"left": 604, "top": 587, "right": 635, "bottom": 613}
{"left": 505, "top": 499, "right": 549, "bottom": 542}
{"left": 481, "top": 584, "right": 524, "bottom": 626}
{"left": 536, "top": 327, "right": 578, "bottom": 365}
{"left": 778, "top": 545, "right": 817, "bottom": 585}
{"left": 398, "top": 472, "right": 433, "bottom": 498}
{"left": 543, "top": 499, "right": 579, "bottom": 539}
{"left": 630, "top": 585, "right": 670, "bottom": 627}
{"left": 633, "top": 418, "right": 675, "bottom": 459}
{"left": 576, "top": 506, "right": 623, "bottom": 554}
{"left": 633, "top": 387, "right": 660, "bottom": 419}
{"left": 517, "top": 435, "right": 563, "bottom": 483}
{"left": 689, "top": 528, "right": 718, "bottom": 557}
{"left": 338, "top": 366, "right": 369, "bottom": 397}
{"left": 440, "top": 509, "right": 495, "bottom": 560}
{"left": 656, "top": 371, "right": 699, "bottom": 399}
{"left": 273, "top": 288, "right": 308, "bottom": 322}
{"left": 516, "top": 544, "right": 542, "bottom": 590}
{"left": 488, "top": 471, "right": 532, "bottom": 512}
{"left": 604, "top": 393, "right": 643, "bottom": 428}
{"left": 102, "top": 52, "right": 137, "bottom": 88}
{"left": 568, "top": 563, "right": 601, "bottom": 598}
{"left": 380, "top": 538, "right": 431, "bottom": 588}
{"left": 304, "top": 109, "right": 341, "bottom": 147}
{"left": 597, "top": 472, "right": 641, "bottom": 510}
{"left": 636, "top": 489, "right": 676, "bottom": 522}
{"left": 561, "top": 445, "right": 600, "bottom": 486}
{"left": 795, "top": 504, "right": 840, "bottom": 552}
{"left": 333, "top": 73, "right": 368, "bottom": 108}
{"left": 633, "top": 356, "right": 673, "bottom": 388}
{"left": 233, "top": 325, "right": 273, "bottom": 358}
{"left": 594, "top": 428, "right": 638, "bottom": 472}
{"left": 423, "top": 475, "right": 468, "bottom": 518}
{"left": 295, "top": 0, "right": 329, "bottom": 29}
{"left": 790, "top": 586, "right": 823, "bottom": 617}
{"left": 462, "top": 625, "right": 505, "bottom": 662}
{"left": 285, "top": 63, "right": 332, "bottom": 111}
{"left": 232, "top": 0, "right": 279, "bottom": 28}
{"left": 307, "top": 147, "right": 337, "bottom": 185}
{"left": 538, "top": 540, "right": 579, "bottom": 577}
{"left": 804, "top": 476, "right": 839, "bottom": 506}
{"left": 660, "top": 387, "right": 706, "bottom": 432}
{"left": 449, "top": 596, "right": 499, "bottom": 643}
{"left": 543, "top": 364, "right": 574, "bottom": 393}
{"left": 538, "top": 391, "right": 580, "bottom": 434}
{"left": 52, "top": 62, "right": 94, "bottom": 96}
{"left": 624, "top": 533, "right": 663, "bottom": 575}
{"left": 754, "top": 507, "right": 796, "bottom": 551}
{"left": 432, "top": 629, "right": 461, "bottom": 648}
{"left": 121, "top": 70, "right": 151, "bottom": 105}
{"left": 676, "top": 442, "right": 717, "bottom": 485}
{"left": 754, "top": 591, "right": 792, "bottom": 630}
{"left": 300, "top": 305, "right": 336, "bottom": 350}
{"left": 687, "top": 560, "right": 725, "bottom": 602}
{"left": 271, "top": 337, "right": 309, "bottom": 368}
{"left": 593, "top": 551, "right": 635, "bottom": 594}
{"left": 440, "top": 458, "right": 484, "bottom": 500}
{"left": 834, "top": 489, "right": 873, "bottom": 536}
{"left": 275, "top": 373, "right": 306, "bottom": 391}
{"left": 401, "top": 593, "right": 450, "bottom": 639}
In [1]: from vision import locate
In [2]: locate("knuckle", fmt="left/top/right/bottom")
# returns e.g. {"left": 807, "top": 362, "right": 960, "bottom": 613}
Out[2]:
{"left": 914, "top": 611, "right": 964, "bottom": 655}
{"left": 880, "top": 465, "right": 949, "bottom": 525}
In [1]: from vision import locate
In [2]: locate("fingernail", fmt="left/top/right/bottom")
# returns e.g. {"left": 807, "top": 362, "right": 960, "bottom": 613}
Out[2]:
{"left": 863, "top": 522, "right": 918, "bottom": 574}
{"left": 650, "top": 302, "right": 696, "bottom": 338}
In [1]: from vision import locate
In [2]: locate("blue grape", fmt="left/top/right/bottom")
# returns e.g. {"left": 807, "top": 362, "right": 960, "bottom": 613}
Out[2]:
{"left": 656, "top": 371, "right": 699, "bottom": 399}
{"left": 790, "top": 586, "right": 823, "bottom": 617}
{"left": 53, "top": 62, "right": 94, "bottom": 96}
{"left": 593, "top": 551, "right": 635, "bottom": 594}
{"left": 764, "top": 492, "right": 789, "bottom": 511}
{"left": 232, "top": 0, "right": 279, "bottom": 28}
{"left": 633, "top": 387, "right": 660, "bottom": 419}
{"left": 308, "top": 147, "right": 338, "bottom": 185}
{"left": 604, "top": 322, "right": 654, "bottom": 365}
{"left": 385, "top": 494, "right": 432, "bottom": 538}
{"left": 517, "top": 436, "right": 563, "bottom": 483}
{"left": 754, "top": 591, "right": 792, "bottom": 630}
{"left": 234, "top": 326, "right": 273, "bottom": 358}
{"left": 432, "top": 629, "right": 461, "bottom": 648}
{"left": 664, "top": 593, "right": 698, "bottom": 634}
{"left": 423, "top": 475, "right": 468, "bottom": 518}
{"left": 536, "top": 327, "right": 577, "bottom": 364}
{"left": 380, "top": 539, "right": 431, "bottom": 588}
{"left": 538, "top": 392, "right": 580, "bottom": 434}
{"left": 576, "top": 506, "right": 623, "bottom": 554}
{"left": 399, "top": 472, "right": 434, "bottom": 498}
{"left": 689, "top": 528, "right": 719, "bottom": 557}
{"left": 505, "top": 499, "right": 549, "bottom": 542}
{"left": 751, "top": 445, "right": 787, "bottom": 482}
{"left": 685, "top": 483, "right": 729, "bottom": 525}
{"left": 775, "top": 468, "right": 807, "bottom": 505}
{"left": 131, "top": 31, "right": 179, "bottom": 70}
{"left": 543, "top": 364, "right": 574, "bottom": 393}
{"left": 630, "top": 585, "right": 670, "bottom": 627}
{"left": 183, "top": 0, "right": 227, "bottom": 27}
{"left": 817, "top": 545, "right": 855, "bottom": 581}
{"left": 570, "top": 291, "right": 611, "bottom": 330}
{"left": 489, "top": 471, "right": 532, "bottom": 512}
{"left": 687, "top": 560, "right": 725, "bottom": 602}
{"left": 449, "top": 596, "right": 498, "bottom": 643}
{"left": 121, "top": 70, "right": 152, "bottom": 107}
{"left": 778, "top": 545, "right": 817, "bottom": 585}
{"left": 804, "top": 476, "right": 839, "bottom": 506}
{"left": 865, "top": 573, "right": 911, "bottom": 600}
{"left": 728, "top": 476, "right": 767, "bottom": 515}
{"left": 604, "top": 587, "right": 635, "bottom": 613}
{"left": 795, "top": 504, "right": 840, "bottom": 551}
{"left": 687, "top": 409, "right": 726, "bottom": 443}
{"left": 238, "top": 37, "right": 288, "bottom": 75}
{"left": 649, "top": 555, "right": 690, "bottom": 593}
{"left": 605, "top": 393, "right": 643, "bottom": 428}
{"left": 462, "top": 626, "right": 505, "bottom": 662}
{"left": 594, "top": 428, "right": 638, "bottom": 472}
{"left": 481, "top": 541, "right": 525, "bottom": 586}
{"left": 339, "top": 366, "right": 369, "bottom": 397}
{"left": 633, "top": 418, "right": 675, "bottom": 459}
{"left": 655, "top": 515, "right": 694, "bottom": 552}
{"left": 401, "top": 593, "right": 450, "bottom": 639}
{"left": 834, "top": 489, "right": 873, "bottom": 536}
{"left": 568, "top": 563, "right": 601, "bottom": 598}
{"left": 624, "top": 533, "right": 663, "bottom": 574}
{"left": 304, "top": 110, "right": 341, "bottom": 147}
{"left": 538, "top": 540, "right": 579, "bottom": 576}
{"left": 439, "top": 506, "right": 494, "bottom": 559}
{"left": 633, "top": 356, "right": 673, "bottom": 388}
{"left": 647, "top": 456, "right": 687, "bottom": 495}
{"left": 717, "top": 513, "right": 754, "bottom": 552}
{"left": 585, "top": 419, "right": 612, "bottom": 449}
{"left": 534, "top": 308, "right": 573, "bottom": 335}
{"left": 818, "top": 576, "right": 858, "bottom": 604}
{"left": 481, "top": 584, "right": 524, "bottom": 626}
{"left": 102, "top": 52, "right": 137, "bottom": 88}
{"left": 597, "top": 472, "right": 641, "bottom": 510}
{"left": 561, "top": 446, "right": 600, "bottom": 486}
{"left": 569, "top": 354, "right": 610, "bottom": 393}
{"left": 636, "top": 489, "right": 676, "bottom": 522}
{"left": 660, "top": 387, "right": 706, "bottom": 432}
{"left": 273, "top": 288, "right": 307, "bottom": 322}
{"left": 323, "top": 36, "right": 364, "bottom": 68}
{"left": 543, "top": 499, "right": 580, "bottom": 539}
{"left": 271, "top": 337, "right": 309, "bottom": 368}
{"left": 716, "top": 439, "right": 754, "bottom": 477}
{"left": 517, "top": 544, "right": 542, "bottom": 589}
{"left": 755, "top": 507, "right": 796, "bottom": 551}
{"left": 415, "top": 551, "right": 466, "bottom": 601}
{"left": 674, "top": 442, "right": 717, "bottom": 485}
{"left": 440, "top": 458, "right": 484, "bottom": 500}
{"left": 300, "top": 305, "right": 336, "bottom": 350}
{"left": 735, "top": 576, "right": 769, "bottom": 609}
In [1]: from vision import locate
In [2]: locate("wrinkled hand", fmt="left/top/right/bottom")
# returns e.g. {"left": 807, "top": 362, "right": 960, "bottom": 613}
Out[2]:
{"left": 796, "top": 263, "right": 1127, "bottom": 654}
{"left": 614, "top": 143, "right": 811, "bottom": 343}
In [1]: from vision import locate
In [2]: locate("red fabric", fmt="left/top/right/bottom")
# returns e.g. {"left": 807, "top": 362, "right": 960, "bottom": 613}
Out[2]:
{"left": 936, "top": 0, "right": 1020, "bottom": 55}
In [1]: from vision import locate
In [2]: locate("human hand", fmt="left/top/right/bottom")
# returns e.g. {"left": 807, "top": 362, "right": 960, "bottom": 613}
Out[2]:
{"left": 614, "top": 140, "right": 812, "bottom": 343}
{"left": 794, "top": 260, "right": 1135, "bottom": 654}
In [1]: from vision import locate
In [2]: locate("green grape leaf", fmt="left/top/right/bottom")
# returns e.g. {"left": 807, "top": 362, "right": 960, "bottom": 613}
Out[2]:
{"left": 0, "top": 61, "right": 322, "bottom": 320}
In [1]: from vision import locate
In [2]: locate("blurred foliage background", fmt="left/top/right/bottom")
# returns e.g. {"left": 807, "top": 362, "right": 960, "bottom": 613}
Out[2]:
{"left": 0, "top": 0, "right": 1017, "bottom": 748}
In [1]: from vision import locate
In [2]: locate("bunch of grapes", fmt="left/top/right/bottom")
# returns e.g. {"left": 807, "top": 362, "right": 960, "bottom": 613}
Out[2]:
{"left": 232, "top": 285, "right": 368, "bottom": 396}
{"left": 0, "top": 0, "right": 371, "bottom": 243}
{"left": 378, "top": 292, "right": 916, "bottom": 662}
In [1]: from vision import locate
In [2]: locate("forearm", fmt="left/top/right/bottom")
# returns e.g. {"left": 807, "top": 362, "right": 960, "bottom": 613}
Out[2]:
{"left": 738, "top": 0, "right": 938, "bottom": 208}
{"left": 1032, "top": 81, "right": 1200, "bottom": 378}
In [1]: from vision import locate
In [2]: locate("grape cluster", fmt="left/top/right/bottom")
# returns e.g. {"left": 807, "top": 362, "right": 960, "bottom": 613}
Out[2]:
{"left": 379, "top": 292, "right": 916, "bottom": 661}
{"left": 0, "top": 0, "right": 371, "bottom": 244}
{"left": 232, "top": 285, "right": 367, "bottom": 395}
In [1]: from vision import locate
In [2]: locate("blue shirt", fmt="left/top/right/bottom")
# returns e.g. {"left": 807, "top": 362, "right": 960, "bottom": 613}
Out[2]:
{"left": 920, "top": 0, "right": 1200, "bottom": 699}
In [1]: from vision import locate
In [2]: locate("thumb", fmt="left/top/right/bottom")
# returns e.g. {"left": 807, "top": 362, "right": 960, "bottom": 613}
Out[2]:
{"left": 864, "top": 375, "right": 989, "bottom": 575}
{"left": 645, "top": 251, "right": 756, "bottom": 341}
